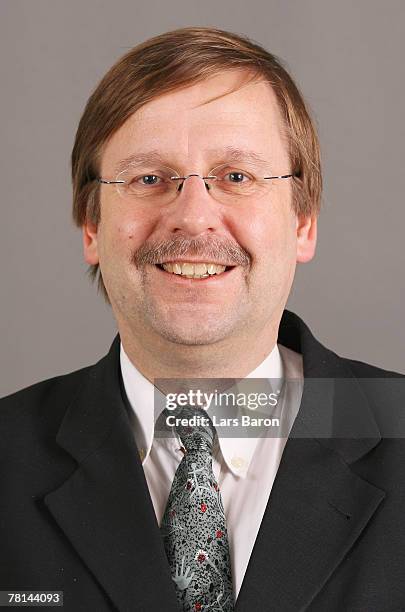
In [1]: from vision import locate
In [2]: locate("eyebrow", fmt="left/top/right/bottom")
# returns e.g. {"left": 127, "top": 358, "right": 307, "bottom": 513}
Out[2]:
{"left": 208, "top": 147, "right": 270, "bottom": 166}
{"left": 113, "top": 146, "right": 270, "bottom": 174}
{"left": 114, "top": 150, "right": 172, "bottom": 174}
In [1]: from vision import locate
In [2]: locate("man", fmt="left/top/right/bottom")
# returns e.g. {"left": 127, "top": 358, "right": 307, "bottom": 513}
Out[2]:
{"left": 1, "top": 26, "right": 404, "bottom": 612}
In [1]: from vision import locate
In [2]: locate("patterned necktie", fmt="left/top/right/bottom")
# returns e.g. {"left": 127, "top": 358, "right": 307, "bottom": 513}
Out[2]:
{"left": 160, "top": 405, "right": 235, "bottom": 612}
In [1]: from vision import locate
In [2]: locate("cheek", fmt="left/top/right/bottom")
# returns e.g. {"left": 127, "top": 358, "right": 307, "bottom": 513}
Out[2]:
{"left": 229, "top": 204, "right": 297, "bottom": 264}
{"left": 99, "top": 210, "right": 153, "bottom": 260}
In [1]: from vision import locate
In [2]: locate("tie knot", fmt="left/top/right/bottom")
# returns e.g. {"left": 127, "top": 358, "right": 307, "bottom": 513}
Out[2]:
{"left": 172, "top": 405, "right": 215, "bottom": 454}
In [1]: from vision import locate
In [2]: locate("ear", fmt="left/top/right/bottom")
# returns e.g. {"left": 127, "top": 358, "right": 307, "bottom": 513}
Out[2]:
{"left": 82, "top": 219, "right": 100, "bottom": 265}
{"left": 296, "top": 214, "right": 317, "bottom": 263}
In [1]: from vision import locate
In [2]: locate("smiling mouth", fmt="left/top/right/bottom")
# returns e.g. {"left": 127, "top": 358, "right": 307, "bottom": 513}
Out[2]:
{"left": 155, "top": 261, "right": 236, "bottom": 279}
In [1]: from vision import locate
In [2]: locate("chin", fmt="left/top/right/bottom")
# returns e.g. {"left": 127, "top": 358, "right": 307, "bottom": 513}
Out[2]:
{"left": 151, "top": 319, "right": 235, "bottom": 346}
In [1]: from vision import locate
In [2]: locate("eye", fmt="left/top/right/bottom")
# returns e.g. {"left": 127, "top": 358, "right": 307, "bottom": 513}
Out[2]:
{"left": 137, "top": 174, "right": 162, "bottom": 185}
{"left": 212, "top": 165, "right": 254, "bottom": 183}
{"left": 227, "top": 171, "right": 246, "bottom": 183}
{"left": 121, "top": 166, "right": 175, "bottom": 194}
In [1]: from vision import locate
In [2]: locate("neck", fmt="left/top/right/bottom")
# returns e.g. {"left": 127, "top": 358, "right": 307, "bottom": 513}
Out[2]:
{"left": 118, "top": 318, "right": 280, "bottom": 384}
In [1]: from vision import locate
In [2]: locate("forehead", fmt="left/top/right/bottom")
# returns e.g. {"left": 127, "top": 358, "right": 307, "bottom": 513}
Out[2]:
{"left": 101, "top": 69, "right": 288, "bottom": 171}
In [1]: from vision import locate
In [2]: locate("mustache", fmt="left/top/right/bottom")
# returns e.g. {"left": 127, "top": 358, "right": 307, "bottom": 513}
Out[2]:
{"left": 132, "top": 236, "right": 251, "bottom": 268}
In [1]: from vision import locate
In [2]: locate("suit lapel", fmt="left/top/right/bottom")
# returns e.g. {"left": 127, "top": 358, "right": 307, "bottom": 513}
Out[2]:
{"left": 43, "top": 336, "right": 179, "bottom": 612}
{"left": 235, "top": 311, "right": 386, "bottom": 610}
{"left": 235, "top": 436, "right": 385, "bottom": 610}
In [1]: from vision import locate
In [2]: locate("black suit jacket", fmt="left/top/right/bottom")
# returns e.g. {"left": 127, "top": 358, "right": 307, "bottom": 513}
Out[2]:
{"left": 1, "top": 310, "right": 404, "bottom": 611}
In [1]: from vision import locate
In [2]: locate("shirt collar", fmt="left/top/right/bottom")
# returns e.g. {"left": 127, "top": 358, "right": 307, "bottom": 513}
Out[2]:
{"left": 120, "top": 342, "right": 285, "bottom": 478}
{"left": 213, "top": 344, "right": 284, "bottom": 477}
{"left": 120, "top": 344, "right": 162, "bottom": 464}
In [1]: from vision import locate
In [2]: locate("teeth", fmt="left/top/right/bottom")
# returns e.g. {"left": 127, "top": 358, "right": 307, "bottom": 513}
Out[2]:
{"left": 181, "top": 263, "right": 194, "bottom": 275}
{"left": 194, "top": 263, "right": 208, "bottom": 275}
{"left": 161, "top": 261, "right": 227, "bottom": 278}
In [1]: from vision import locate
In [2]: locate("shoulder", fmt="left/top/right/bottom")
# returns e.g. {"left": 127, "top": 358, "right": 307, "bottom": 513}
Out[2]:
{"left": 0, "top": 364, "right": 94, "bottom": 405}
{"left": 0, "top": 365, "right": 93, "bottom": 436}
{"left": 337, "top": 355, "right": 404, "bottom": 440}
{"left": 0, "top": 365, "right": 100, "bottom": 497}
{"left": 342, "top": 355, "right": 404, "bottom": 406}
{"left": 344, "top": 356, "right": 404, "bottom": 379}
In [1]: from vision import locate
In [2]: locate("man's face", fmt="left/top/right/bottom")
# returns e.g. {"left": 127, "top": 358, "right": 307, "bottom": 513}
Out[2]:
{"left": 83, "top": 69, "right": 316, "bottom": 346}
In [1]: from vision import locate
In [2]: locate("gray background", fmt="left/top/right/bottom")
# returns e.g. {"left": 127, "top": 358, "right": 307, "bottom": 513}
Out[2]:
{"left": 1, "top": 0, "right": 404, "bottom": 397}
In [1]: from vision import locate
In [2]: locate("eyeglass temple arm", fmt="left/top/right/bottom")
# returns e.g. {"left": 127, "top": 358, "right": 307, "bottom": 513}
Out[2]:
{"left": 264, "top": 174, "right": 298, "bottom": 179}
{"left": 98, "top": 179, "right": 125, "bottom": 184}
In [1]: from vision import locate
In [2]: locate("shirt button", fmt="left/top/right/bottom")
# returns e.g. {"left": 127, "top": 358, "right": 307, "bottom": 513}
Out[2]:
{"left": 231, "top": 456, "right": 246, "bottom": 469}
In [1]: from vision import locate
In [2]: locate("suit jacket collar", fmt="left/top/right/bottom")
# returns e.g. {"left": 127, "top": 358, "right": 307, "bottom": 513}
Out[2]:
{"left": 44, "top": 309, "right": 385, "bottom": 611}
{"left": 278, "top": 310, "right": 381, "bottom": 464}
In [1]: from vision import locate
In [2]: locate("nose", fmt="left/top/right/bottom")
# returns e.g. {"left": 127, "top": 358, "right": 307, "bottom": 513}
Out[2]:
{"left": 162, "top": 173, "right": 221, "bottom": 236}
{"left": 177, "top": 173, "right": 212, "bottom": 190}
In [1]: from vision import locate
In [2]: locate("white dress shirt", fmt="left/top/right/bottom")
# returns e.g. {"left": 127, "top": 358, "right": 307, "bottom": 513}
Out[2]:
{"left": 120, "top": 342, "right": 303, "bottom": 600}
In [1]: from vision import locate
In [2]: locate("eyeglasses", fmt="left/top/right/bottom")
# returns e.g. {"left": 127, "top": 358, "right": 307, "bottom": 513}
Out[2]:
{"left": 97, "top": 161, "right": 299, "bottom": 206}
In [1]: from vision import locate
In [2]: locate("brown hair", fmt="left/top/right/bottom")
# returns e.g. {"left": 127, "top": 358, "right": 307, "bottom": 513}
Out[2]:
{"left": 71, "top": 26, "right": 322, "bottom": 302}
